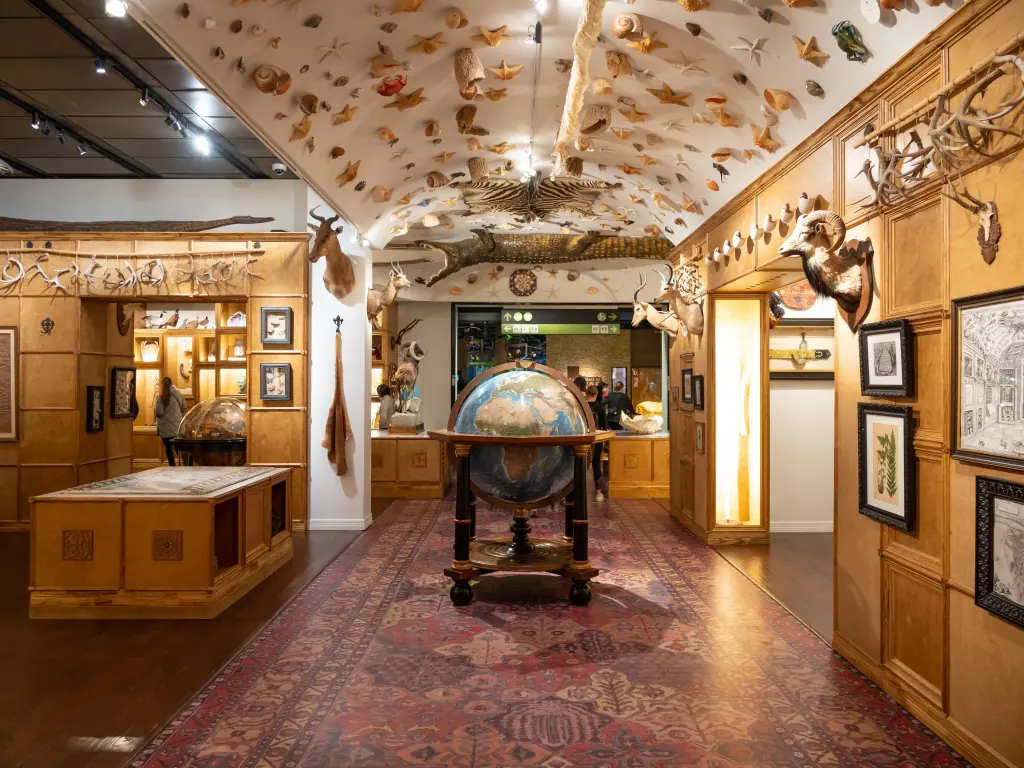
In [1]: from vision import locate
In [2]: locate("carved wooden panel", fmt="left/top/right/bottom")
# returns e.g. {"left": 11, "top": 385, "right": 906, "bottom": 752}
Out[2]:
{"left": 886, "top": 198, "right": 943, "bottom": 315}
{"left": 371, "top": 438, "right": 397, "bottom": 482}
{"left": 883, "top": 559, "right": 944, "bottom": 705}
{"left": 62, "top": 529, "right": 93, "bottom": 561}
{"left": 19, "top": 296, "right": 77, "bottom": 353}
{"left": 248, "top": 410, "right": 305, "bottom": 464}
{"left": 397, "top": 440, "right": 440, "bottom": 483}
{"left": 611, "top": 440, "right": 652, "bottom": 484}
{"left": 152, "top": 530, "right": 184, "bottom": 561}
{"left": 652, "top": 440, "right": 670, "bottom": 486}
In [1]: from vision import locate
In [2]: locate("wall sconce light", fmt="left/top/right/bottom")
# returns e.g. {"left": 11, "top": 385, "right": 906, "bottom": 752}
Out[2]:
{"left": 797, "top": 191, "right": 813, "bottom": 214}
{"left": 779, "top": 202, "right": 794, "bottom": 223}
{"left": 763, "top": 213, "right": 776, "bottom": 233}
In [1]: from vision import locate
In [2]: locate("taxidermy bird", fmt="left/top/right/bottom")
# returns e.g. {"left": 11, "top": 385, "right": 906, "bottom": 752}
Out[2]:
{"left": 832, "top": 21, "right": 867, "bottom": 62}
{"left": 712, "top": 162, "right": 730, "bottom": 183}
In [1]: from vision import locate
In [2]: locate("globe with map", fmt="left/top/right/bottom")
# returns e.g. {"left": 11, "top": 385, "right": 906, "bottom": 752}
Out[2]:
{"left": 452, "top": 365, "right": 592, "bottom": 507}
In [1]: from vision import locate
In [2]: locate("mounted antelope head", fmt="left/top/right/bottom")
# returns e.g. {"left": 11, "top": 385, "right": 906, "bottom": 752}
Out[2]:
{"left": 309, "top": 206, "right": 356, "bottom": 301}
{"left": 653, "top": 263, "right": 705, "bottom": 338}
{"left": 631, "top": 273, "right": 680, "bottom": 338}
{"left": 367, "top": 262, "right": 411, "bottom": 329}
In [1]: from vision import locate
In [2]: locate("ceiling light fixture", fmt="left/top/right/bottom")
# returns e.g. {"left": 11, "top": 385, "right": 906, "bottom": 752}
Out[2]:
{"left": 192, "top": 133, "right": 211, "bottom": 155}
{"left": 139, "top": 87, "right": 149, "bottom": 107}
{"left": 104, "top": 0, "right": 127, "bottom": 16}
{"left": 40, "top": 120, "right": 51, "bottom": 137}
{"left": 30, "top": 113, "right": 40, "bottom": 130}
{"left": 57, "top": 128, "right": 66, "bottom": 145}
{"left": 77, "top": 144, "right": 87, "bottom": 156}
{"left": 94, "top": 58, "right": 107, "bottom": 74}
{"left": 534, "top": 0, "right": 548, "bottom": 13}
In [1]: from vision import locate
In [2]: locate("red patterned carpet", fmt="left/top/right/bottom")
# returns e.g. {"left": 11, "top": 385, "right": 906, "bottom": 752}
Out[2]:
{"left": 131, "top": 498, "right": 966, "bottom": 767}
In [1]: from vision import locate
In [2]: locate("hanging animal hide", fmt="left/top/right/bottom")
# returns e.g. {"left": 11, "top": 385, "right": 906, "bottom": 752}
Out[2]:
{"left": 458, "top": 177, "right": 620, "bottom": 221}
{"left": 321, "top": 330, "right": 353, "bottom": 475}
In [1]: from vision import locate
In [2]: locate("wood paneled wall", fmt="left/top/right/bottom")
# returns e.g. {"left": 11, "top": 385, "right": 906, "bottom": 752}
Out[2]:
{"left": 663, "top": 2, "right": 1024, "bottom": 765}
{"left": 0, "top": 233, "right": 311, "bottom": 529}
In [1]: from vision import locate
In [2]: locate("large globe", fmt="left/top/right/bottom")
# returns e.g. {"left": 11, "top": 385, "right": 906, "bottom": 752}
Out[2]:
{"left": 452, "top": 365, "right": 591, "bottom": 508}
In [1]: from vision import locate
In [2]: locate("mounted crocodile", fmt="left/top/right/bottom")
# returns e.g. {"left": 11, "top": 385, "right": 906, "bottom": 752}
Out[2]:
{"left": 0, "top": 215, "right": 275, "bottom": 233}
{"left": 415, "top": 229, "right": 674, "bottom": 287}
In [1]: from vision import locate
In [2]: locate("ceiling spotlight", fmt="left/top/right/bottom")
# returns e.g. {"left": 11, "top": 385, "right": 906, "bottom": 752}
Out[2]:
{"left": 104, "top": 0, "right": 126, "bottom": 16}
{"left": 57, "top": 128, "right": 66, "bottom": 145}
{"left": 534, "top": 0, "right": 548, "bottom": 13}
{"left": 94, "top": 58, "right": 107, "bottom": 74}
{"left": 30, "top": 113, "right": 40, "bottom": 130}
{"left": 139, "top": 87, "right": 149, "bottom": 107}
{"left": 40, "top": 120, "right": 51, "bottom": 137}
{"left": 192, "top": 133, "right": 211, "bottom": 155}
{"left": 77, "top": 144, "right": 87, "bottom": 156}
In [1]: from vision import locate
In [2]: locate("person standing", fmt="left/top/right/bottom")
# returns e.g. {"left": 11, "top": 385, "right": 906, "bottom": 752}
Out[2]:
{"left": 154, "top": 376, "right": 187, "bottom": 467}
{"left": 585, "top": 385, "right": 609, "bottom": 502}
{"left": 604, "top": 381, "right": 636, "bottom": 430}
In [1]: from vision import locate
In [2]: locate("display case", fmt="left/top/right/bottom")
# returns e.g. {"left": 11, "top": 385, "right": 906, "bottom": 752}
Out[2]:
{"left": 173, "top": 396, "right": 247, "bottom": 466}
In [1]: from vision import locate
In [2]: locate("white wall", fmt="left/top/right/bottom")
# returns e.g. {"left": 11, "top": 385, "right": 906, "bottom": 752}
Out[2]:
{"left": 769, "top": 379, "right": 835, "bottom": 533}
{"left": 396, "top": 301, "right": 452, "bottom": 431}
{"left": 308, "top": 191, "right": 372, "bottom": 530}
{"left": 0, "top": 179, "right": 307, "bottom": 231}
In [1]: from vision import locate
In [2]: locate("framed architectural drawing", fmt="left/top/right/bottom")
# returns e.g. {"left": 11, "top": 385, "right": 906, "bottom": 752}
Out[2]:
{"left": 260, "top": 306, "right": 293, "bottom": 344}
{"left": 682, "top": 368, "right": 693, "bottom": 406}
{"left": 0, "top": 327, "right": 17, "bottom": 441}
{"left": 953, "top": 287, "right": 1024, "bottom": 470}
{"left": 693, "top": 375, "right": 705, "bottom": 411}
{"left": 110, "top": 367, "right": 136, "bottom": 419}
{"left": 86, "top": 386, "right": 105, "bottom": 433}
{"left": 976, "top": 476, "right": 1024, "bottom": 630}
{"left": 858, "top": 319, "right": 914, "bottom": 397}
{"left": 695, "top": 422, "right": 705, "bottom": 454}
{"left": 260, "top": 362, "right": 292, "bottom": 401}
{"left": 858, "top": 403, "right": 915, "bottom": 531}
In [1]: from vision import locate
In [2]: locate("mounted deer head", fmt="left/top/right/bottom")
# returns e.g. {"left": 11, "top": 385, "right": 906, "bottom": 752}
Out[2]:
{"left": 308, "top": 206, "right": 356, "bottom": 301}
{"left": 946, "top": 181, "right": 1001, "bottom": 265}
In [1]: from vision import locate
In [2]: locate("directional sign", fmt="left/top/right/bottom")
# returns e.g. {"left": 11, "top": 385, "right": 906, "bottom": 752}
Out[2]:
{"left": 501, "top": 308, "right": 622, "bottom": 335}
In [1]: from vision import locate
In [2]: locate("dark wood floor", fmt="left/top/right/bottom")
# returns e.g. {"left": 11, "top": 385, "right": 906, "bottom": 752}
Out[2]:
{"left": 0, "top": 528, "right": 359, "bottom": 768}
{"left": 715, "top": 533, "right": 834, "bottom": 643}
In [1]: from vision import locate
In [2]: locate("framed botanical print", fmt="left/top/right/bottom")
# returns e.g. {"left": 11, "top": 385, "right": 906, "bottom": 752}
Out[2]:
{"left": 693, "top": 375, "right": 704, "bottom": 411}
{"left": 86, "top": 386, "right": 105, "bottom": 433}
{"left": 261, "top": 306, "right": 293, "bottom": 344}
{"left": 858, "top": 319, "right": 914, "bottom": 397}
{"left": 110, "top": 367, "right": 136, "bottom": 419}
{"left": 0, "top": 327, "right": 17, "bottom": 441}
{"left": 260, "top": 362, "right": 292, "bottom": 401}
{"left": 682, "top": 368, "right": 693, "bottom": 406}
{"left": 695, "top": 422, "right": 705, "bottom": 454}
{"left": 976, "top": 476, "right": 1024, "bottom": 630}
{"left": 858, "top": 403, "right": 915, "bottom": 531}
{"left": 953, "top": 287, "right": 1024, "bottom": 470}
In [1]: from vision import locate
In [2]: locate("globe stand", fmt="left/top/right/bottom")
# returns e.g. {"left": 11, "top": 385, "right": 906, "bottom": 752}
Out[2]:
{"left": 431, "top": 431, "right": 612, "bottom": 607}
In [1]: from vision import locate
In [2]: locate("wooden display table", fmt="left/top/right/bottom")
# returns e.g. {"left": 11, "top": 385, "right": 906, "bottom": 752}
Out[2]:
{"left": 428, "top": 429, "right": 613, "bottom": 607}
{"left": 29, "top": 466, "right": 292, "bottom": 619}
{"left": 607, "top": 432, "right": 670, "bottom": 499}
{"left": 371, "top": 429, "right": 449, "bottom": 498}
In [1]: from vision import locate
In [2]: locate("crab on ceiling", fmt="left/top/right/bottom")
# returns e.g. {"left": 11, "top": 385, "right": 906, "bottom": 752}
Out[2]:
{"left": 128, "top": 0, "right": 954, "bottom": 248}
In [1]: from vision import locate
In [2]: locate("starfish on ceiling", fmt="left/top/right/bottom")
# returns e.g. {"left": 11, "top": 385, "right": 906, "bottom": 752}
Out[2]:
{"left": 671, "top": 53, "right": 708, "bottom": 76}
{"left": 731, "top": 36, "right": 768, "bottom": 65}
{"left": 318, "top": 38, "right": 349, "bottom": 64}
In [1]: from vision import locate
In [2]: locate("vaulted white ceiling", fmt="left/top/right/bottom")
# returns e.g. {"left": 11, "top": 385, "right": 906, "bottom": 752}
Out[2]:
{"left": 128, "top": 0, "right": 956, "bottom": 246}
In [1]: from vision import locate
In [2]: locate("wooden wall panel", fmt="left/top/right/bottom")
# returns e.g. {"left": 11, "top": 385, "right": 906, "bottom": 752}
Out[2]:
{"left": 248, "top": 354, "right": 306, "bottom": 408}
{"left": 884, "top": 560, "right": 944, "bottom": 703}
{"left": 757, "top": 140, "right": 835, "bottom": 254}
{"left": 249, "top": 296, "right": 306, "bottom": 351}
{"left": 887, "top": 454, "right": 944, "bottom": 569}
{"left": 20, "top": 410, "right": 76, "bottom": 465}
{"left": 77, "top": 461, "right": 107, "bottom": 485}
{"left": 20, "top": 353, "right": 75, "bottom": 410}
{"left": 0, "top": 466, "right": 18, "bottom": 522}
{"left": 20, "top": 466, "right": 76, "bottom": 522}
{"left": 707, "top": 203, "right": 757, "bottom": 291}
{"left": 908, "top": 322, "right": 946, "bottom": 438}
{"left": 887, "top": 200, "right": 943, "bottom": 315}
{"left": 79, "top": 300, "right": 108, "bottom": 355}
{"left": 248, "top": 410, "right": 305, "bottom": 464}
{"left": 107, "top": 456, "right": 132, "bottom": 479}
{"left": 32, "top": 500, "right": 122, "bottom": 590}
{"left": 19, "top": 297, "right": 77, "bottom": 353}
{"left": 250, "top": 242, "right": 306, "bottom": 296}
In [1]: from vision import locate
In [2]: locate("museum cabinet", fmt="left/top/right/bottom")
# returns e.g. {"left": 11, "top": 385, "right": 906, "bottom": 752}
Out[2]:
{"left": 606, "top": 432, "right": 669, "bottom": 499}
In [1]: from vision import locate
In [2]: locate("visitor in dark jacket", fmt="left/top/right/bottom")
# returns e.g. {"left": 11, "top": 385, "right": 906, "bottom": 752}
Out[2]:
{"left": 586, "top": 385, "right": 608, "bottom": 502}
{"left": 604, "top": 382, "right": 636, "bottom": 430}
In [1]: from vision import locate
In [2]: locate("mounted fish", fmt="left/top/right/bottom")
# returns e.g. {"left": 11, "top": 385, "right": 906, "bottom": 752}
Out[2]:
{"left": 308, "top": 206, "right": 356, "bottom": 300}
{"left": 832, "top": 21, "right": 868, "bottom": 62}
{"left": 454, "top": 48, "right": 484, "bottom": 100}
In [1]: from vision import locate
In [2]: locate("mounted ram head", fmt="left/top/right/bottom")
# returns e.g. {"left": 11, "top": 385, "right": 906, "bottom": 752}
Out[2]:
{"left": 777, "top": 211, "right": 865, "bottom": 316}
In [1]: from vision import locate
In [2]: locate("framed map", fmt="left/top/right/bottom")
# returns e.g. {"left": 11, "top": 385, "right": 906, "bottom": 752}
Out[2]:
{"left": 0, "top": 328, "right": 17, "bottom": 441}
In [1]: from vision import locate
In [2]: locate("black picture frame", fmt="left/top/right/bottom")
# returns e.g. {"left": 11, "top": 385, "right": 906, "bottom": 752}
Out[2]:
{"left": 857, "top": 402, "right": 916, "bottom": 531}
{"left": 858, "top": 318, "right": 914, "bottom": 397}
{"left": 260, "top": 306, "right": 293, "bottom": 345}
{"left": 976, "top": 476, "right": 1024, "bottom": 630}
{"left": 259, "top": 362, "right": 292, "bottom": 401}
{"left": 693, "top": 375, "right": 704, "bottom": 411}
{"left": 85, "top": 386, "right": 105, "bottom": 433}
{"left": 682, "top": 367, "right": 693, "bottom": 406}
{"left": 952, "top": 286, "right": 1024, "bottom": 471}
{"left": 109, "top": 367, "right": 136, "bottom": 419}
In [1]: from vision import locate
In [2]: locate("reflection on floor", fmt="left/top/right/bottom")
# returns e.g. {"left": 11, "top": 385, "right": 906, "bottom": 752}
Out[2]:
{"left": 0, "top": 529, "right": 358, "bottom": 768}
{"left": 132, "top": 499, "right": 961, "bottom": 767}
{"left": 715, "top": 533, "right": 834, "bottom": 643}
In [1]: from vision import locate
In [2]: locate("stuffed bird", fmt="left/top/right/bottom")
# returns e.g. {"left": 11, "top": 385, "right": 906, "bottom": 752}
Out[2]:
{"left": 832, "top": 21, "right": 867, "bottom": 62}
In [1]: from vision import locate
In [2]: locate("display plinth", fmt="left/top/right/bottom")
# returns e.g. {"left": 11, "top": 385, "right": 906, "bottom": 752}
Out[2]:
{"left": 29, "top": 466, "right": 292, "bottom": 619}
{"left": 430, "top": 430, "right": 612, "bottom": 606}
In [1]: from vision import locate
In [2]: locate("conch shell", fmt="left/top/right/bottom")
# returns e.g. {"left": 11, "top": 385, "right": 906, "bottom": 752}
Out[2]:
{"left": 370, "top": 54, "right": 401, "bottom": 78}
{"left": 422, "top": 212, "right": 440, "bottom": 227}
{"left": 612, "top": 14, "right": 642, "bottom": 39}
{"left": 298, "top": 93, "right": 319, "bottom": 115}
{"left": 764, "top": 88, "right": 793, "bottom": 111}
{"left": 253, "top": 66, "right": 291, "bottom": 95}
{"left": 444, "top": 7, "right": 468, "bottom": 29}
{"left": 575, "top": 136, "right": 594, "bottom": 151}
{"left": 426, "top": 170, "right": 450, "bottom": 188}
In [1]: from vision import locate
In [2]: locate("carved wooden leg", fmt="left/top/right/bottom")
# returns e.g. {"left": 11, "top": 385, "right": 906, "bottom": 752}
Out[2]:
{"left": 448, "top": 444, "right": 474, "bottom": 605}
{"left": 563, "top": 495, "right": 574, "bottom": 543}
{"left": 572, "top": 445, "right": 589, "bottom": 567}
{"left": 469, "top": 489, "right": 477, "bottom": 541}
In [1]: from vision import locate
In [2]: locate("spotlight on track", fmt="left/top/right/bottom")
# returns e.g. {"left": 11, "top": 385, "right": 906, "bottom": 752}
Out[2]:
{"left": 104, "top": 0, "right": 127, "bottom": 16}
{"left": 57, "top": 128, "right": 66, "bottom": 145}
{"left": 77, "top": 144, "right": 87, "bottom": 156}
{"left": 139, "top": 87, "right": 149, "bottom": 107}
{"left": 30, "top": 113, "right": 40, "bottom": 130}
{"left": 94, "top": 58, "right": 107, "bottom": 74}
{"left": 40, "top": 120, "right": 51, "bottom": 137}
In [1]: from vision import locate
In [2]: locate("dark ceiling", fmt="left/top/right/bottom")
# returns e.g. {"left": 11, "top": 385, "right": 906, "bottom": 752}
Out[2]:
{"left": 0, "top": 0, "right": 294, "bottom": 178}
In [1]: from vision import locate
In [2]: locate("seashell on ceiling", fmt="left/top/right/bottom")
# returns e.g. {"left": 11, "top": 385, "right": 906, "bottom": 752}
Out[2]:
{"left": 128, "top": 0, "right": 956, "bottom": 247}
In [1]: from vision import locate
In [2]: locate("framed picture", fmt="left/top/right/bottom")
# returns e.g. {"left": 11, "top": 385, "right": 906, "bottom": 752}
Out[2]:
{"left": 693, "top": 375, "right": 704, "bottom": 411}
{"left": 953, "top": 287, "right": 1024, "bottom": 470}
{"left": 261, "top": 306, "right": 293, "bottom": 344}
{"left": 858, "top": 319, "right": 914, "bottom": 397}
{"left": 858, "top": 403, "right": 915, "bottom": 531}
{"left": 976, "top": 476, "right": 1024, "bottom": 630}
{"left": 0, "top": 327, "right": 17, "bottom": 441}
{"left": 695, "top": 422, "right": 705, "bottom": 454}
{"left": 110, "top": 367, "right": 136, "bottom": 419}
{"left": 671, "top": 386, "right": 679, "bottom": 410}
{"left": 682, "top": 368, "right": 693, "bottom": 406}
{"left": 260, "top": 362, "right": 292, "bottom": 401}
{"left": 85, "top": 386, "right": 105, "bottom": 433}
